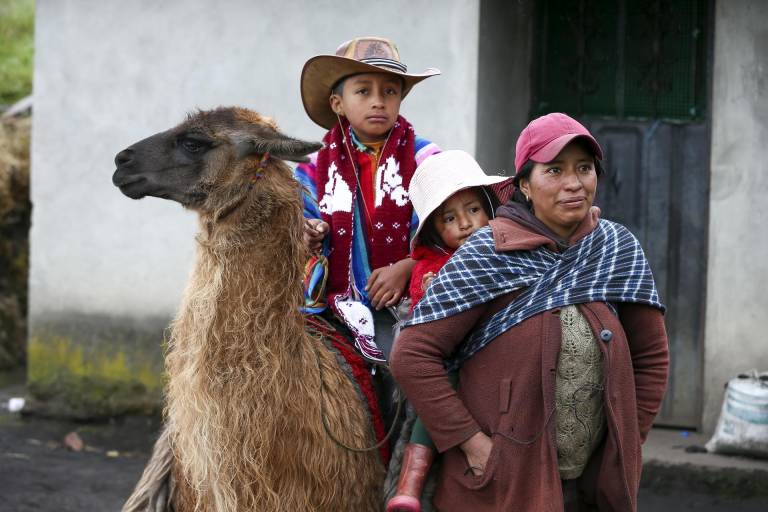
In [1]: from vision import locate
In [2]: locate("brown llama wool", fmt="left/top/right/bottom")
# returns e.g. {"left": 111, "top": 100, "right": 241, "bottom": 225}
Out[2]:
{"left": 115, "top": 107, "right": 383, "bottom": 511}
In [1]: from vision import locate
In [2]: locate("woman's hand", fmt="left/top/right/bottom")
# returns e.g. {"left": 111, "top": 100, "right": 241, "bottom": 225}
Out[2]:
{"left": 366, "top": 258, "right": 415, "bottom": 310}
{"left": 421, "top": 272, "right": 436, "bottom": 292}
{"left": 303, "top": 219, "right": 329, "bottom": 253}
{"left": 460, "top": 431, "right": 493, "bottom": 476}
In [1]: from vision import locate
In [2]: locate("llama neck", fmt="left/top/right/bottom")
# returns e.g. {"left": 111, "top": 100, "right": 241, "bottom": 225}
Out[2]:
{"left": 190, "top": 200, "right": 308, "bottom": 349}
{"left": 167, "top": 189, "right": 322, "bottom": 510}
{"left": 166, "top": 180, "right": 384, "bottom": 511}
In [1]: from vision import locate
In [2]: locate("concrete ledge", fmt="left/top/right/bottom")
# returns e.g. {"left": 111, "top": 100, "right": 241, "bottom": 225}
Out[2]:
{"left": 641, "top": 428, "right": 768, "bottom": 498}
{"left": 27, "top": 312, "right": 167, "bottom": 418}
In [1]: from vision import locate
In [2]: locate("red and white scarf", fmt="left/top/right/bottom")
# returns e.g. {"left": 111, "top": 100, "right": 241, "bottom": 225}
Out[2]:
{"left": 315, "top": 115, "right": 416, "bottom": 361}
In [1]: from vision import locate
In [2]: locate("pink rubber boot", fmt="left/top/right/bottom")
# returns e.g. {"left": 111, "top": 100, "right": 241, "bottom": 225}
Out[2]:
{"left": 386, "top": 443, "right": 435, "bottom": 512}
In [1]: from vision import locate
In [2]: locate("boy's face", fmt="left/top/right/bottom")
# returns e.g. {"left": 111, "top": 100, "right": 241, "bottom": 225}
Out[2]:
{"left": 433, "top": 189, "right": 490, "bottom": 250}
{"left": 329, "top": 73, "right": 403, "bottom": 143}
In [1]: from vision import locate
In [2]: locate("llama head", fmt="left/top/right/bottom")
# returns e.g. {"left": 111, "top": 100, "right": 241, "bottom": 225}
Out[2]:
{"left": 112, "top": 107, "right": 321, "bottom": 218}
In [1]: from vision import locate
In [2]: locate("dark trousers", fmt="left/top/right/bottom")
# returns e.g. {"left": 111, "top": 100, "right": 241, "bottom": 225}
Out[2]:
{"left": 562, "top": 478, "right": 599, "bottom": 511}
{"left": 371, "top": 308, "right": 404, "bottom": 451}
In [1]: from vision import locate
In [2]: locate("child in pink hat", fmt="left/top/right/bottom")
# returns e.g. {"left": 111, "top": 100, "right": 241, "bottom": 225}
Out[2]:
{"left": 387, "top": 150, "right": 512, "bottom": 512}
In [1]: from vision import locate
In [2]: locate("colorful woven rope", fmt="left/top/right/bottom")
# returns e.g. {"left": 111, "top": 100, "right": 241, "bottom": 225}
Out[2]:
{"left": 301, "top": 254, "right": 329, "bottom": 314}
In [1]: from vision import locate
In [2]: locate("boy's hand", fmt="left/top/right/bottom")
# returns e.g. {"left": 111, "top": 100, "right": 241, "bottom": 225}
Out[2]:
{"left": 303, "top": 219, "right": 329, "bottom": 253}
{"left": 366, "top": 258, "right": 415, "bottom": 310}
{"left": 421, "top": 272, "right": 436, "bottom": 292}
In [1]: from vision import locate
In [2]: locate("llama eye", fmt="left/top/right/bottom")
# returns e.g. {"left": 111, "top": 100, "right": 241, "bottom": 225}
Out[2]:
{"left": 181, "top": 139, "right": 204, "bottom": 153}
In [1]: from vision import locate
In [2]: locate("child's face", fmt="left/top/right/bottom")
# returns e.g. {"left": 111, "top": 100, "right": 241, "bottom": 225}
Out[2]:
{"left": 329, "top": 73, "right": 403, "bottom": 143}
{"left": 433, "top": 189, "right": 490, "bottom": 250}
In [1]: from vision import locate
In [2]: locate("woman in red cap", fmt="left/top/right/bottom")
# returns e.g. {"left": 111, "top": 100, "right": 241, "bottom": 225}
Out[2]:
{"left": 390, "top": 113, "right": 669, "bottom": 511}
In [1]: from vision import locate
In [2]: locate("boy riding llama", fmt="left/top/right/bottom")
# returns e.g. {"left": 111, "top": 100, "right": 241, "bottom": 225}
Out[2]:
{"left": 296, "top": 36, "right": 441, "bottom": 364}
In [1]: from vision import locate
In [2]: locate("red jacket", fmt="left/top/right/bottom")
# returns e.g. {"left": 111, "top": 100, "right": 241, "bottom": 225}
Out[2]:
{"left": 390, "top": 213, "right": 669, "bottom": 511}
{"left": 408, "top": 245, "right": 453, "bottom": 311}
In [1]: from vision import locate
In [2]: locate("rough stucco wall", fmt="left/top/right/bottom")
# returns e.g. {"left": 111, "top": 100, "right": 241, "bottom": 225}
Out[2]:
{"left": 475, "top": 0, "right": 534, "bottom": 175}
{"left": 704, "top": 0, "right": 768, "bottom": 432}
{"left": 30, "top": 0, "right": 480, "bottom": 415}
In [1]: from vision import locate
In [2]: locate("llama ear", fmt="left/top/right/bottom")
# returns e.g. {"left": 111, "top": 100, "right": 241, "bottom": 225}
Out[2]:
{"left": 237, "top": 133, "right": 323, "bottom": 163}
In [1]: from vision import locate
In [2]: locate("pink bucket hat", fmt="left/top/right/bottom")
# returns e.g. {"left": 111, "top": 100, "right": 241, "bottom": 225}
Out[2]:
{"left": 409, "top": 150, "right": 511, "bottom": 248}
{"left": 514, "top": 113, "right": 604, "bottom": 172}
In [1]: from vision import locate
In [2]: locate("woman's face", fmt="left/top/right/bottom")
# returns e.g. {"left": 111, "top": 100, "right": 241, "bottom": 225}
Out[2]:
{"left": 518, "top": 142, "right": 597, "bottom": 240}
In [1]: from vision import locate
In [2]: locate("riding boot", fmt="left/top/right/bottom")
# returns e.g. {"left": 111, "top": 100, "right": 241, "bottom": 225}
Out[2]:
{"left": 386, "top": 442, "right": 436, "bottom": 512}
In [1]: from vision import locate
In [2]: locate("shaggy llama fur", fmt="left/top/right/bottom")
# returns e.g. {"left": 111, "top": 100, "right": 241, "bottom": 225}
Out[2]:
{"left": 115, "top": 108, "right": 383, "bottom": 511}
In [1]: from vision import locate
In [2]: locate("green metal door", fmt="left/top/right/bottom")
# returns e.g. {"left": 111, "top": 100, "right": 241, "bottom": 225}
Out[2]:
{"left": 532, "top": 0, "right": 712, "bottom": 428}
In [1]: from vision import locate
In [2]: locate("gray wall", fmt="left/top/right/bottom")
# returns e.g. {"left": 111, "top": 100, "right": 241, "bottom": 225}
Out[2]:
{"left": 475, "top": 0, "right": 535, "bottom": 175}
{"left": 29, "top": 0, "right": 480, "bottom": 415}
{"left": 704, "top": 0, "right": 768, "bottom": 432}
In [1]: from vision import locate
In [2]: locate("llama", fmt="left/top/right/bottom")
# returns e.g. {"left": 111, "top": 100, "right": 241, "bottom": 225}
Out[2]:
{"left": 113, "top": 107, "right": 384, "bottom": 511}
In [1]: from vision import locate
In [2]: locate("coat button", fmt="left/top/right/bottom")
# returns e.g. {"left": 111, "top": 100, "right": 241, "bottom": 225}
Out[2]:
{"left": 600, "top": 329, "right": 613, "bottom": 342}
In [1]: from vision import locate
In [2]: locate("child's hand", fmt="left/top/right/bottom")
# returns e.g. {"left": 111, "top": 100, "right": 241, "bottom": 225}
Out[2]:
{"left": 366, "top": 258, "right": 415, "bottom": 310}
{"left": 303, "top": 219, "right": 329, "bottom": 253}
{"left": 421, "top": 272, "right": 436, "bottom": 292}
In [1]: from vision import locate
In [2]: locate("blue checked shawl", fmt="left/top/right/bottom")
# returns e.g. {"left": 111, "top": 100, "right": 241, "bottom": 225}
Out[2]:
{"left": 404, "top": 219, "right": 665, "bottom": 369}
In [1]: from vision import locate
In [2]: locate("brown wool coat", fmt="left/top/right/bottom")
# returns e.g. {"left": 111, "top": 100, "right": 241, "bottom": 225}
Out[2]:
{"left": 390, "top": 213, "right": 669, "bottom": 512}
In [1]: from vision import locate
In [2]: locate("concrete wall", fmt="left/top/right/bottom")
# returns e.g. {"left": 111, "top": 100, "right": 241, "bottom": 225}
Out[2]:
{"left": 704, "top": 0, "right": 768, "bottom": 432}
{"left": 30, "top": 0, "right": 480, "bottom": 416}
{"left": 475, "top": 0, "right": 534, "bottom": 175}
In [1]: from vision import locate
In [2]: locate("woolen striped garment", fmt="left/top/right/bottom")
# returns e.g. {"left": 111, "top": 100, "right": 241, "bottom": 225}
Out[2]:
{"left": 403, "top": 219, "right": 665, "bottom": 370}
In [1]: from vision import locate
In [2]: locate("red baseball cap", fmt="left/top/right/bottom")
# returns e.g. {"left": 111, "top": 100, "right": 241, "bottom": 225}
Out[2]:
{"left": 514, "top": 113, "right": 603, "bottom": 173}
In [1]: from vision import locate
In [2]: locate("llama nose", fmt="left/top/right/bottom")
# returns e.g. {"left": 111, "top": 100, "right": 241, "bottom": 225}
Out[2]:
{"left": 115, "top": 148, "right": 134, "bottom": 167}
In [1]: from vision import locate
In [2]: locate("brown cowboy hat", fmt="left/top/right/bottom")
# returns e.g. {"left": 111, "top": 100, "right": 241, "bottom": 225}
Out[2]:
{"left": 300, "top": 36, "right": 441, "bottom": 129}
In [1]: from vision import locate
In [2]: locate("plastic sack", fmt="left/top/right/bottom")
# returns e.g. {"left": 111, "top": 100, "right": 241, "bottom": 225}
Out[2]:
{"left": 706, "top": 370, "right": 768, "bottom": 458}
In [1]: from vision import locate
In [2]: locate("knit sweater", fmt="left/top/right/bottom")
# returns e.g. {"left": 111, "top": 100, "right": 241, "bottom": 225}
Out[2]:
{"left": 408, "top": 245, "right": 453, "bottom": 311}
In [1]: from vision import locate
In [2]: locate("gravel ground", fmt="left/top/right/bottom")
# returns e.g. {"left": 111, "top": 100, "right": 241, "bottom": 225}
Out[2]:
{"left": 0, "top": 410, "right": 158, "bottom": 511}
{"left": 638, "top": 490, "right": 768, "bottom": 511}
{"left": 1, "top": 371, "right": 767, "bottom": 511}
{"left": 0, "top": 371, "right": 157, "bottom": 512}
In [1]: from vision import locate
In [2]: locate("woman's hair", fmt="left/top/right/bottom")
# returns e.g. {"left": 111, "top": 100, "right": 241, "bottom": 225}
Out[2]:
{"left": 418, "top": 186, "right": 500, "bottom": 251}
{"left": 511, "top": 137, "right": 604, "bottom": 206}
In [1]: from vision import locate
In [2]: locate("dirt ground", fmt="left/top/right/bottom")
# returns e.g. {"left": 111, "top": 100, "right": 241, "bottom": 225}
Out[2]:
{"left": 2, "top": 370, "right": 767, "bottom": 512}
{"left": 0, "top": 372, "right": 159, "bottom": 512}
{"left": 0, "top": 415, "right": 158, "bottom": 511}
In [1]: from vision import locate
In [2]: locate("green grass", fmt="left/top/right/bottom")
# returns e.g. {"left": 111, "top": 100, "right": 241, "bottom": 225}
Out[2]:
{"left": 0, "top": 0, "right": 34, "bottom": 106}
